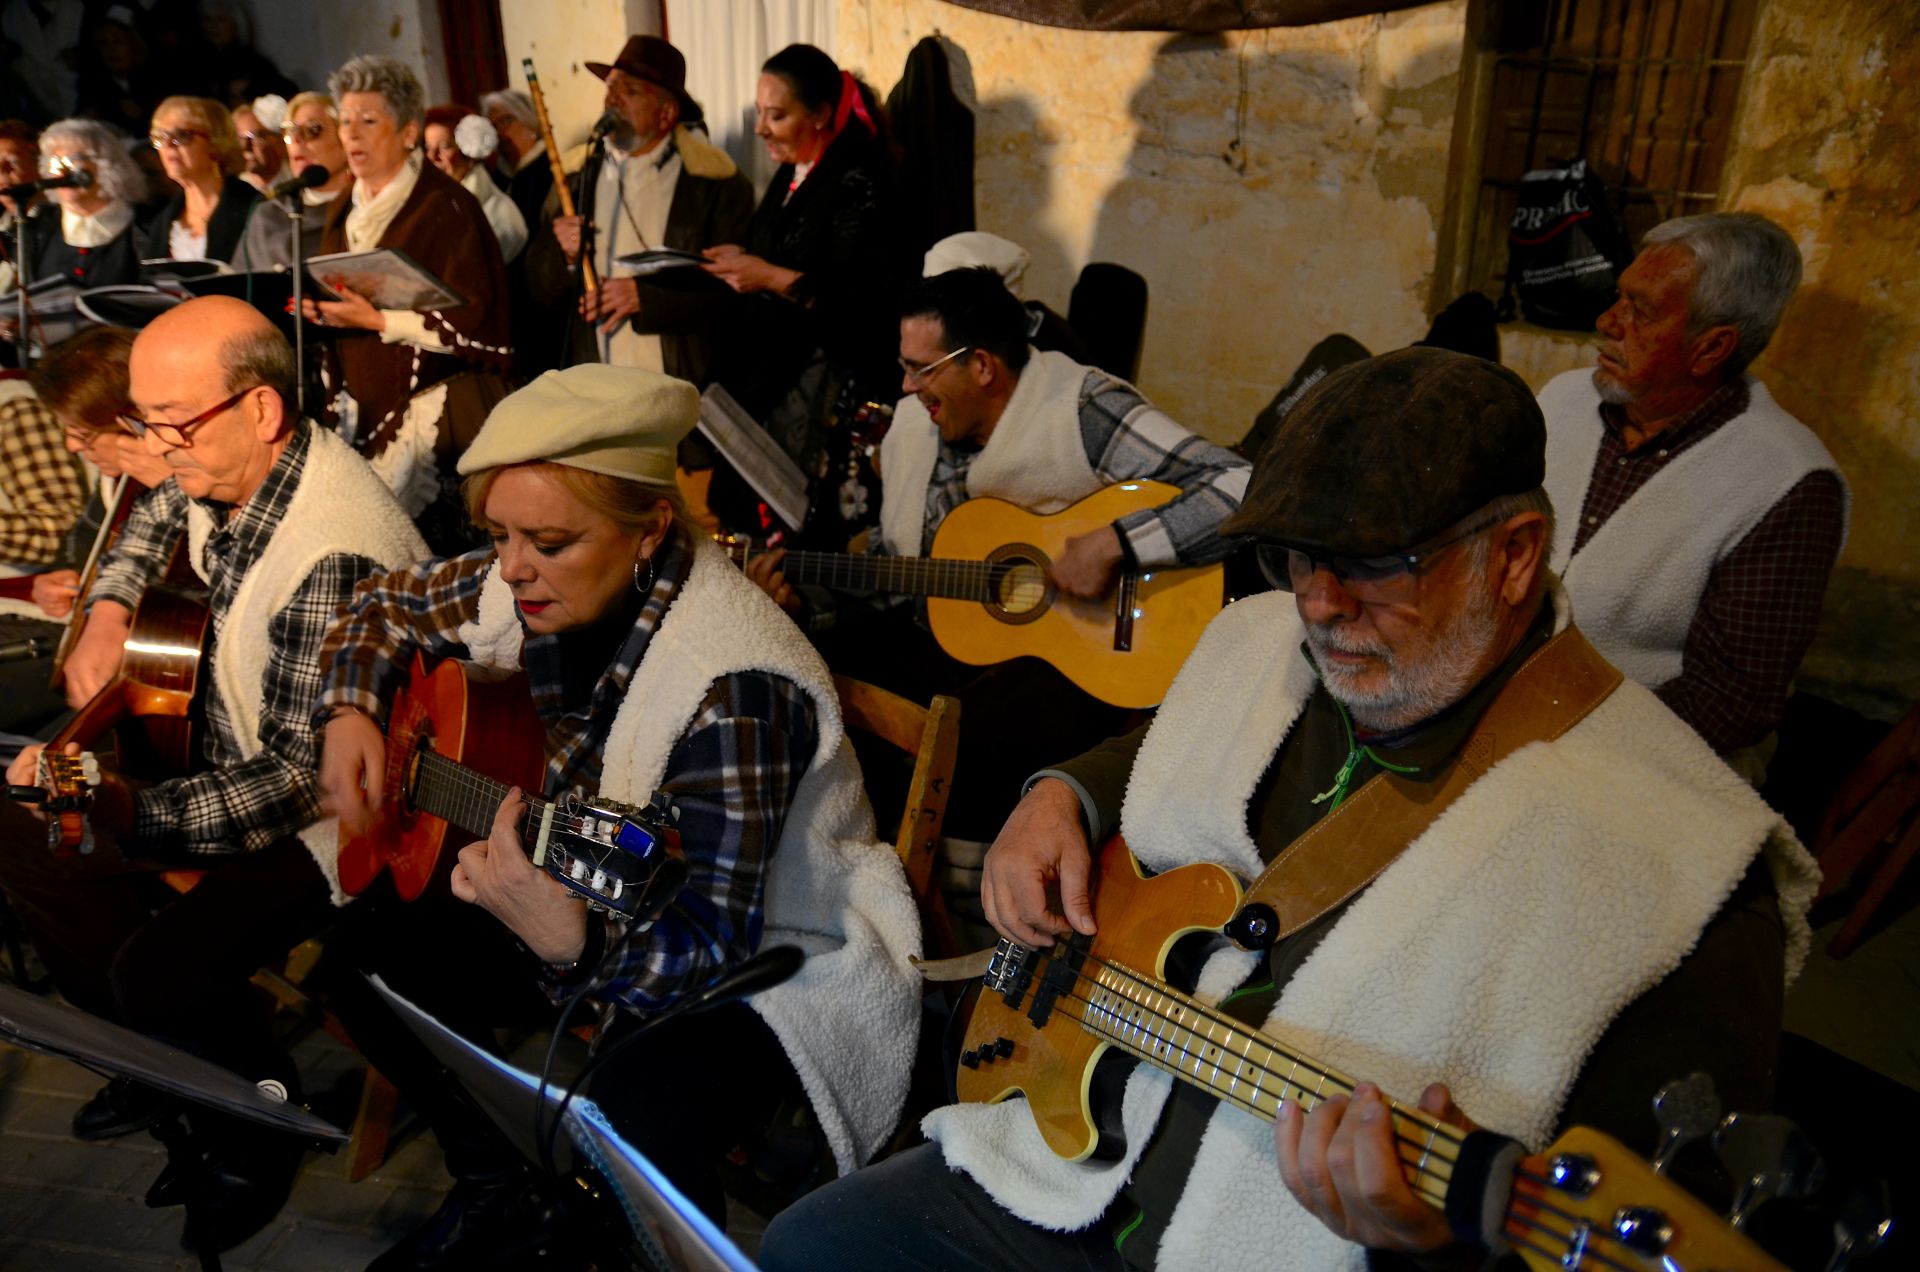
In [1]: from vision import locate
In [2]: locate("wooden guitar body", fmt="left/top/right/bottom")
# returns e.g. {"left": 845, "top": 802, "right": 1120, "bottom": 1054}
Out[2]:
{"left": 336, "top": 654, "right": 545, "bottom": 900}
{"left": 955, "top": 835, "right": 1242, "bottom": 1160}
{"left": 925, "top": 482, "right": 1224, "bottom": 709}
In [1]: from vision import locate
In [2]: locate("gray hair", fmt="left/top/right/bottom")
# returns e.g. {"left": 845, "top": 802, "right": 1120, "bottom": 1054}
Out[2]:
{"left": 39, "top": 118, "right": 145, "bottom": 204}
{"left": 478, "top": 89, "right": 536, "bottom": 131}
{"left": 328, "top": 55, "right": 425, "bottom": 129}
{"left": 1460, "top": 486, "right": 1557, "bottom": 604}
{"left": 1643, "top": 212, "right": 1802, "bottom": 374}
{"left": 221, "top": 322, "right": 298, "bottom": 415}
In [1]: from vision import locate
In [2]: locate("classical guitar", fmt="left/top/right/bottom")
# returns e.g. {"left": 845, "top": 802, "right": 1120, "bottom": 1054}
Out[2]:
{"left": 335, "top": 654, "right": 687, "bottom": 918}
{"left": 721, "top": 481, "right": 1223, "bottom": 709}
{"left": 956, "top": 836, "right": 1794, "bottom": 1271}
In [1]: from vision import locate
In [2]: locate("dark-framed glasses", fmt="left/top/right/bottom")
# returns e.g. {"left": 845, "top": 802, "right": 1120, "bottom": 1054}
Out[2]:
{"left": 1256, "top": 515, "right": 1504, "bottom": 602}
{"left": 898, "top": 344, "right": 974, "bottom": 388}
{"left": 148, "top": 129, "right": 210, "bottom": 150}
{"left": 117, "top": 385, "right": 260, "bottom": 448}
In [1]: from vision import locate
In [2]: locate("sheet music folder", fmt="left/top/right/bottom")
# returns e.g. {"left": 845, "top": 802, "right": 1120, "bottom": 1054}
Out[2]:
{"left": 370, "top": 975, "right": 756, "bottom": 1272}
{"left": 697, "top": 384, "right": 811, "bottom": 532}
{"left": 0, "top": 979, "right": 345, "bottom": 1142}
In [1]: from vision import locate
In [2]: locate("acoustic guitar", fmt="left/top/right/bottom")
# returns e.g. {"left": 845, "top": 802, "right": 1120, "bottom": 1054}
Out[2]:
{"left": 721, "top": 482, "right": 1223, "bottom": 709}
{"left": 956, "top": 836, "right": 1792, "bottom": 1271}
{"left": 335, "top": 654, "right": 686, "bottom": 918}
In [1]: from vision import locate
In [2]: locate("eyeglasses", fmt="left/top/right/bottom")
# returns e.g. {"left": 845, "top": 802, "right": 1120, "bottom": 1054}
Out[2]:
{"left": 898, "top": 345, "right": 974, "bottom": 388}
{"left": 281, "top": 121, "right": 330, "bottom": 143}
{"left": 117, "top": 385, "right": 259, "bottom": 448}
{"left": 37, "top": 153, "right": 96, "bottom": 177}
{"left": 148, "top": 129, "right": 210, "bottom": 150}
{"left": 1256, "top": 516, "right": 1504, "bottom": 603}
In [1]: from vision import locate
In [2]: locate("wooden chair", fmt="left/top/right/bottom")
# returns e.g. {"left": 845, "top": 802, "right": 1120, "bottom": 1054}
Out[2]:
{"left": 1810, "top": 701, "right": 1920, "bottom": 958}
{"left": 833, "top": 675, "right": 962, "bottom": 958}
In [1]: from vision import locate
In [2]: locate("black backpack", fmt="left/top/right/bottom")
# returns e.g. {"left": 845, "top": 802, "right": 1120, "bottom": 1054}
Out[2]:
{"left": 1501, "top": 158, "right": 1631, "bottom": 332}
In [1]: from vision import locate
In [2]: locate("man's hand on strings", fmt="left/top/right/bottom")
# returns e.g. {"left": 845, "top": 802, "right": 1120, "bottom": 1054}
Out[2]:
{"left": 579, "top": 277, "right": 640, "bottom": 333}
{"left": 1048, "top": 527, "right": 1125, "bottom": 600}
{"left": 451, "top": 786, "right": 588, "bottom": 964}
{"left": 742, "top": 547, "right": 800, "bottom": 614}
{"left": 981, "top": 777, "right": 1097, "bottom": 947}
{"left": 63, "top": 599, "right": 131, "bottom": 707}
{"left": 1275, "top": 1080, "right": 1475, "bottom": 1254}
{"left": 318, "top": 708, "right": 386, "bottom": 837}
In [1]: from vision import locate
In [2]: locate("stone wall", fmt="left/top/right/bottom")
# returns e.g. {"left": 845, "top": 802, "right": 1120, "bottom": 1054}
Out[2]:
{"left": 835, "top": 0, "right": 1470, "bottom": 447}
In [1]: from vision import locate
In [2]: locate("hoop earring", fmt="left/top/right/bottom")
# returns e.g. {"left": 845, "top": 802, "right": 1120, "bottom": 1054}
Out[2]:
{"left": 632, "top": 556, "right": 655, "bottom": 595}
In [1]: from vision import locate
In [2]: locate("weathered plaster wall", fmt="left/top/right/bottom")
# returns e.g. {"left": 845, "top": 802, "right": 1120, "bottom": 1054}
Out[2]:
{"left": 253, "top": 0, "right": 450, "bottom": 103}
{"left": 498, "top": 0, "right": 662, "bottom": 148}
{"left": 836, "top": 0, "right": 1469, "bottom": 445}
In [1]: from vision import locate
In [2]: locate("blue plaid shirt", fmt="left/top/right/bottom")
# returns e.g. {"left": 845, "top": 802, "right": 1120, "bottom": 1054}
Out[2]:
{"left": 314, "top": 531, "right": 818, "bottom": 1014}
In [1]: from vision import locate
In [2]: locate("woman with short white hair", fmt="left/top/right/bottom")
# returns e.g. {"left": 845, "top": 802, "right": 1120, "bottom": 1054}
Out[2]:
{"left": 20, "top": 118, "right": 147, "bottom": 291}
{"left": 302, "top": 54, "right": 513, "bottom": 555}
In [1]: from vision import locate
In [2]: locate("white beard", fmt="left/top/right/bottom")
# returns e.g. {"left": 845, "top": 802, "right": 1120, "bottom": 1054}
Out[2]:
{"left": 1306, "top": 567, "right": 1503, "bottom": 733}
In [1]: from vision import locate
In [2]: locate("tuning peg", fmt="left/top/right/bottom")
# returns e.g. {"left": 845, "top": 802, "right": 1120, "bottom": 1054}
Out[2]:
{"left": 1651, "top": 1072, "right": 1722, "bottom": 1174}
{"left": 1714, "top": 1112, "right": 1826, "bottom": 1231}
{"left": 1826, "top": 1180, "right": 1894, "bottom": 1272}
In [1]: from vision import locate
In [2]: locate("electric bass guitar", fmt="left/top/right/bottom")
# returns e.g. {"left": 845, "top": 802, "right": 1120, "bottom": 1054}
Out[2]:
{"left": 957, "top": 836, "right": 1817, "bottom": 1271}
{"left": 721, "top": 482, "right": 1223, "bottom": 709}
{"left": 335, "top": 654, "right": 687, "bottom": 919}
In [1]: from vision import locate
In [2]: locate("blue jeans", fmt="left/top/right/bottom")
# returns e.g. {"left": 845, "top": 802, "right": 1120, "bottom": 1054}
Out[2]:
{"left": 759, "top": 1142, "right": 1126, "bottom": 1272}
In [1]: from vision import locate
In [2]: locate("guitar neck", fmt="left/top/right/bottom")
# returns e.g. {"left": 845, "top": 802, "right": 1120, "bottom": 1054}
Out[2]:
{"left": 1064, "top": 953, "right": 1460, "bottom": 1210}
{"left": 720, "top": 540, "right": 1007, "bottom": 603}
{"left": 409, "top": 748, "right": 553, "bottom": 841}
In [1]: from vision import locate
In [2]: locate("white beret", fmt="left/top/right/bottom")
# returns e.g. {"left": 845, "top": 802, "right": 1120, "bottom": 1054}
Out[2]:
{"left": 923, "top": 231, "right": 1030, "bottom": 295}
{"left": 457, "top": 365, "right": 698, "bottom": 486}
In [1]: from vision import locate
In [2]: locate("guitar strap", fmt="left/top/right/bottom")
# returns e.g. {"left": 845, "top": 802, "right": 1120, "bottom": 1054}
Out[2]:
{"left": 1227, "top": 625, "right": 1622, "bottom": 948}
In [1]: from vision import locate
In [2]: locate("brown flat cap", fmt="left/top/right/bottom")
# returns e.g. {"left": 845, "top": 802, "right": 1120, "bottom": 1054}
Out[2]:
{"left": 1220, "top": 347, "right": 1544, "bottom": 556}
{"left": 586, "top": 35, "right": 693, "bottom": 114}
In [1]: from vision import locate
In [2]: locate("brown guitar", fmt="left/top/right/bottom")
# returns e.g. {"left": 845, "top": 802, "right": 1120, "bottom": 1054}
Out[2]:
{"left": 336, "top": 654, "right": 685, "bottom": 917}
{"left": 723, "top": 481, "right": 1224, "bottom": 709}
{"left": 957, "top": 836, "right": 1789, "bottom": 1271}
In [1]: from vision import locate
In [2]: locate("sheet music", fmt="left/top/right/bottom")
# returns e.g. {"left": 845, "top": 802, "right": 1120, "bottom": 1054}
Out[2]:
{"left": 697, "top": 384, "right": 810, "bottom": 532}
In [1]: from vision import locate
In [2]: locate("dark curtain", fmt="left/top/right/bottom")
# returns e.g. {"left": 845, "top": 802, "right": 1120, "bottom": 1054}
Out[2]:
{"left": 936, "top": 0, "right": 1432, "bottom": 30}
{"left": 437, "top": 0, "right": 509, "bottom": 106}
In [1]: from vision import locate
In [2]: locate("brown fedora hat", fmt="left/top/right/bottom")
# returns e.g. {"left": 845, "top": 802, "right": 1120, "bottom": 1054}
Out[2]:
{"left": 585, "top": 35, "right": 693, "bottom": 114}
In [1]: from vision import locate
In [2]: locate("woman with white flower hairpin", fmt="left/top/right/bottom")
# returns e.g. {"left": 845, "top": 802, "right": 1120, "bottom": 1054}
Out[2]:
{"left": 423, "top": 104, "right": 527, "bottom": 263}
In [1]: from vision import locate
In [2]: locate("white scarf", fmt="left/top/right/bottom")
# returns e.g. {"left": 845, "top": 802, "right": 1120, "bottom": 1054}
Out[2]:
{"left": 344, "top": 152, "right": 422, "bottom": 252}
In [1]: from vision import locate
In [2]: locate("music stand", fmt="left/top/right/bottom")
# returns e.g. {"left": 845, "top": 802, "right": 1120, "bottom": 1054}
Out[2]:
{"left": 0, "top": 981, "right": 346, "bottom": 1271}
{"left": 370, "top": 975, "right": 756, "bottom": 1272}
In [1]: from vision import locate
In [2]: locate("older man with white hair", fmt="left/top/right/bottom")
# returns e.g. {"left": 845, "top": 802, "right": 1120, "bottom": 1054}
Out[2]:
{"left": 1537, "top": 212, "right": 1847, "bottom": 775}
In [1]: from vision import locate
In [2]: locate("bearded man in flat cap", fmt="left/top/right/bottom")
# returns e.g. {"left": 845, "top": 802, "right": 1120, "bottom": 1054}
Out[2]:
{"left": 759, "top": 347, "right": 1818, "bottom": 1271}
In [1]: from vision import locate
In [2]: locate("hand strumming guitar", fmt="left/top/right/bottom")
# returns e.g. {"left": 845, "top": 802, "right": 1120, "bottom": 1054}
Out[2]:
{"left": 451, "top": 787, "right": 588, "bottom": 964}
{"left": 981, "top": 777, "right": 1098, "bottom": 948}
{"left": 62, "top": 599, "right": 133, "bottom": 707}
{"left": 319, "top": 708, "right": 387, "bottom": 838}
{"left": 1046, "top": 526, "right": 1125, "bottom": 600}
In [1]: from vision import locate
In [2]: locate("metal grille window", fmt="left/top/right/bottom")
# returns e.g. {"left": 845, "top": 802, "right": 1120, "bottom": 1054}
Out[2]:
{"left": 1460, "top": 0, "right": 1761, "bottom": 298}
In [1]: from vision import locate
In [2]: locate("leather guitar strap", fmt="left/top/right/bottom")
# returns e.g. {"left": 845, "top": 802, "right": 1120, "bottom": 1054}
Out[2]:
{"left": 1230, "top": 626, "right": 1623, "bottom": 947}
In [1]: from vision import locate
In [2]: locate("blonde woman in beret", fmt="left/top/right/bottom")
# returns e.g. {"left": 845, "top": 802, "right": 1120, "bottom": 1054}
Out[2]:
{"left": 311, "top": 364, "right": 918, "bottom": 1267}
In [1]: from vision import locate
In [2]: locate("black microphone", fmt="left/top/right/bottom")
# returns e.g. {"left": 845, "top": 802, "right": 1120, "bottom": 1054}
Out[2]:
{"left": 0, "top": 635, "right": 52, "bottom": 664}
{"left": 587, "top": 110, "right": 621, "bottom": 144}
{"left": 268, "top": 165, "right": 330, "bottom": 200}
{"left": 1, "top": 169, "right": 93, "bottom": 202}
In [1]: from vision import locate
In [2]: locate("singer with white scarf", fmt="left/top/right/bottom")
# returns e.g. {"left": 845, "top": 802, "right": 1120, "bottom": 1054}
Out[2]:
{"left": 303, "top": 55, "right": 512, "bottom": 555}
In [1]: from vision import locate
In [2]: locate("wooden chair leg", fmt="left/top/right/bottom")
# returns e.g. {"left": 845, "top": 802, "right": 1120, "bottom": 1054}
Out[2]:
{"left": 1829, "top": 813, "right": 1920, "bottom": 959}
{"left": 347, "top": 1064, "right": 399, "bottom": 1182}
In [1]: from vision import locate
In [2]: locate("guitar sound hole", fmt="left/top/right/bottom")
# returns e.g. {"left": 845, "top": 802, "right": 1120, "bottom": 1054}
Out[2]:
{"left": 985, "top": 545, "right": 1054, "bottom": 626}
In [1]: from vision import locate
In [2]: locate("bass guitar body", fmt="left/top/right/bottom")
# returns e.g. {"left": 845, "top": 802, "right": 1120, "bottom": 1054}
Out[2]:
{"left": 955, "top": 835, "right": 1242, "bottom": 1160}
{"left": 336, "top": 654, "right": 545, "bottom": 900}
{"left": 925, "top": 483, "right": 1223, "bottom": 709}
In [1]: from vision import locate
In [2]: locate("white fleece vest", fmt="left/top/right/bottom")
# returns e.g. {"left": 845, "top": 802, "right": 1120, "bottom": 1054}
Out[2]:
{"left": 924, "top": 583, "right": 1819, "bottom": 1269}
{"left": 878, "top": 348, "right": 1098, "bottom": 557}
{"left": 1540, "top": 370, "right": 1848, "bottom": 689}
{"left": 461, "top": 539, "right": 923, "bottom": 1173}
{"left": 185, "top": 425, "right": 427, "bottom": 903}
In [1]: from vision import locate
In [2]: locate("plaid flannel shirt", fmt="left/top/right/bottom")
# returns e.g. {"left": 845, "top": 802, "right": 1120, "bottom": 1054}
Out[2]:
{"left": 313, "top": 531, "right": 818, "bottom": 1015}
{"left": 0, "top": 386, "right": 89, "bottom": 565}
{"left": 897, "top": 368, "right": 1251, "bottom": 568}
{"left": 86, "top": 425, "right": 387, "bottom": 854}
{"left": 1580, "top": 378, "right": 1848, "bottom": 753}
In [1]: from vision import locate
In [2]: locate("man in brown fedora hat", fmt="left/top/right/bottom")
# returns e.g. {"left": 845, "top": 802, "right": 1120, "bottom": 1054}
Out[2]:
{"left": 523, "top": 33, "right": 752, "bottom": 388}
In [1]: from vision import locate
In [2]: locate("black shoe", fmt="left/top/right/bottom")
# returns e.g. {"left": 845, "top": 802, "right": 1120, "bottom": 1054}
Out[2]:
{"left": 368, "top": 1172, "right": 575, "bottom": 1272}
{"left": 146, "top": 1123, "right": 305, "bottom": 1254}
{"left": 73, "top": 1076, "right": 165, "bottom": 1141}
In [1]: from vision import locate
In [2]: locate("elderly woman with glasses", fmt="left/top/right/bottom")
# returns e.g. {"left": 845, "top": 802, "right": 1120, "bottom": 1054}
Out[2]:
{"left": 301, "top": 54, "right": 512, "bottom": 555}
{"left": 234, "top": 91, "right": 354, "bottom": 272}
{"left": 138, "top": 96, "right": 258, "bottom": 265}
{"left": 17, "top": 118, "right": 148, "bottom": 292}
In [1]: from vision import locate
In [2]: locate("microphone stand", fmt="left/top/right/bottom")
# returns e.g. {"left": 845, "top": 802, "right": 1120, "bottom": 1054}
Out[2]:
{"left": 284, "top": 187, "right": 306, "bottom": 417}
{"left": 12, "top": 206, "right": 27, "bottom": 369}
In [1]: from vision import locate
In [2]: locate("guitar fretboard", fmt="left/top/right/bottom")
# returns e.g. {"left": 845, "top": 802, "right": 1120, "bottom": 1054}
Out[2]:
{"left": 1066, "top": 953, "right": 1462, "bottom": 1207}
{"left": 409, "top": 747, "right": 551, "bottom": 840}
{"left": 721, "top": 541, "right": 1037, "bottom": 604}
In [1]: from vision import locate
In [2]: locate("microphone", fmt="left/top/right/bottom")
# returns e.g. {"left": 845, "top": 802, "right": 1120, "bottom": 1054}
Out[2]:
{"left": 587, "top": 110, "right": 621, "bottom": 145}
{"left": 0, "top": 635, "right": 53, "bottom": 664}
{"left": 1, "top": 169, "right": 93, "bottom": 202}
{"left": 268, "top": 165, "right": 330, "bottom": 200}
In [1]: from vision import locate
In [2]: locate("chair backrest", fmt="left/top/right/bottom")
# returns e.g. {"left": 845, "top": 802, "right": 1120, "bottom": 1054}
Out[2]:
{"left": 834, "top": 675, "right": 962, "bottom": 959}
{"left": 1068, "top": 261, "right": 1149, "bottom": 382}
